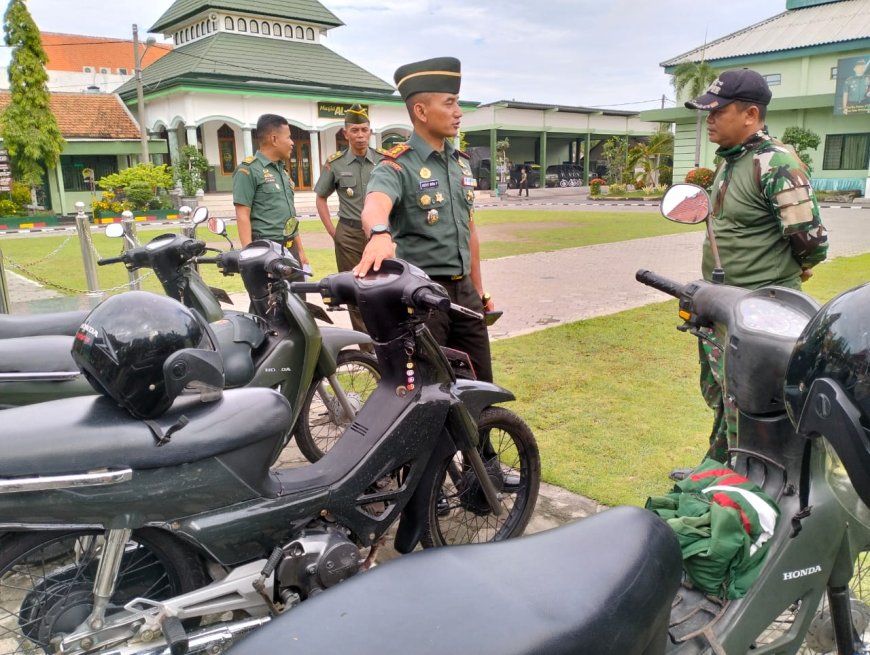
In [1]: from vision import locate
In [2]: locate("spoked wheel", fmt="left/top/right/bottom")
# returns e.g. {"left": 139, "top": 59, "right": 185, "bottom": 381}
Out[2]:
{"left": 0, "top": 529, "right": 208, "bottom": 655}
{"left": 294, "top": 350, "right": 380, "bottom": 462}
{"left": 422, "top": 406, "right": 540, "bottom": 547}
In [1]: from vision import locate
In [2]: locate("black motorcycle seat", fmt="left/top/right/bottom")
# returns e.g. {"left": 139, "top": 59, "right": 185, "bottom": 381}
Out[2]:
{"left": 228, "top": 506, "right": 682, "bottom": 655}
{"left": 0, "top": 309, "right": 87, "bottom": 339}
{"left": 0, "top": 335, "right": 76, "bottom": 372}
{"left": 0, "top": 387, "right": 293, "bottom": 477}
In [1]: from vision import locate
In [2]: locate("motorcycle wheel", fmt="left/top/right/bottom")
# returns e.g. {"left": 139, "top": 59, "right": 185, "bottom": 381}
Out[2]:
{"left": 421, "top": 406, "right": 541, "bottom": 547}
{"left": 293, "top": 349, "right": 380, "bottom": 462}
{"left": 0, "top": 529, "right": 208, "bottom": 654}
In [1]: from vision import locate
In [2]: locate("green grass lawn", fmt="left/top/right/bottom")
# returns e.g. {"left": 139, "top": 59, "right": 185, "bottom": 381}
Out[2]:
{"left": 490, "top": 252, "right": 870, "bottom": 508}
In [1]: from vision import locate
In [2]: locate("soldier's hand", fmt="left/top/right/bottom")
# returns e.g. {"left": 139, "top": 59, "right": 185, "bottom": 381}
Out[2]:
{"left": 800, "top": 267, "right": 813, "bottom": 282}
{"left": 354, "top": 235, "right": 395, "bottom": 277}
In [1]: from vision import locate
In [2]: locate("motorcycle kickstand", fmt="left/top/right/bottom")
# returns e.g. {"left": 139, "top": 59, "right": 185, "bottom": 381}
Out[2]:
{"left": 463, "top": 447, "right": 505, "bottom": 517}
{"left": 361, "top": 536, "right": 386, "bottom": 571}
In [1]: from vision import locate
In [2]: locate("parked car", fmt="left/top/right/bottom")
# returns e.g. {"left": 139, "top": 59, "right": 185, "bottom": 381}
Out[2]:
{"left": 507, "top": 164, "right": 541, "bottom": 189}
{"left": 546, "top": 164, "right": 584, "bottom": 188}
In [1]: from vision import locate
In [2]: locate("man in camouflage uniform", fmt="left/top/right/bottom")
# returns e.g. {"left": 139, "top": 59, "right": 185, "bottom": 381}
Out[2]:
{"left": 233, "top": 114, "right": 308, "bottom": 280}
{"left": 685, "top": 68, "right": 828, "bottom": 463}
{"left": 315, "top": 105, "right": 383, "bottom": 335}
{"left": 353, "top": 57, "right": 495, "bottom": 382}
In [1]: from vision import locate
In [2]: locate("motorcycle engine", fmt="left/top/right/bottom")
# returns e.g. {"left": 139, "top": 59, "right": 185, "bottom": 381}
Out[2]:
{"left": 275, "top": 527, "right": 362, "bottom": 600}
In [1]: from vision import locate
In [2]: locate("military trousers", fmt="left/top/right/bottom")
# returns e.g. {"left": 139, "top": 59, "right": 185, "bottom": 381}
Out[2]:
{"left": 698, "top": 329, "right": 737, "bottom": 463}
{"left": 425, "top": 276, "right": 493, "bottom": 383}
{"left": 334, "top": 219, "right": 368, "bottom": 337}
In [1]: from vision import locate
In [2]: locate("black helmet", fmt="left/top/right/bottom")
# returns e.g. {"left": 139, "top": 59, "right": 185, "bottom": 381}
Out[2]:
{"left": 71, "top": 291, "right": 224, "bottom": 419}
{"left": 784, "top": 282, "right": 870, "bottom": 504}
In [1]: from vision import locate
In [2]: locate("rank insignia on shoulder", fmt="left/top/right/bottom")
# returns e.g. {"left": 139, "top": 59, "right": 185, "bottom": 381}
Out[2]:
{"left": 327, "top": 151, "right": 344, "bottom": 163}
{"left": 242, "top": 156, "right": 255, "bottom": 164}
{"left": 236, "top": 167, "right": 251, "bottom": 175}
{"left": 384, "top": 143, "right": 411, "bottom": 159}
{"left": 381, "top": 160, "right": 403, "bottom": 172}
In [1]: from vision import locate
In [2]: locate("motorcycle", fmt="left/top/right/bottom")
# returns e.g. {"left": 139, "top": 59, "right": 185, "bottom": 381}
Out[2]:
{"left": 0, "top": 258, "right": 540, "bottom": 655}
{"left": 0, "top": 214, "right": 379, "bottom": 464}
{"left": 230, "top": 184, "right": 870, "bottom": 655}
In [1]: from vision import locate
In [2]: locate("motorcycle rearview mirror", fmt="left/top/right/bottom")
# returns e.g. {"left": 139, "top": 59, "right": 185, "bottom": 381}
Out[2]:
{"left": 207, "top": 217, "right": 234, "bottom": 249}
{"left": 660, "top": 183, "right": 725, "bottom": 284}
{"left": 192, "top": 206, "right": 210, "bottom": 225}
{"left": 105, "top": 223, "right": 124, "bottom": 238}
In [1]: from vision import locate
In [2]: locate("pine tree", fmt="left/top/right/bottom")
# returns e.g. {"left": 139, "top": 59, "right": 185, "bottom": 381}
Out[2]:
{"left": 0, "top": 0, "right": 64, "bottom": 208}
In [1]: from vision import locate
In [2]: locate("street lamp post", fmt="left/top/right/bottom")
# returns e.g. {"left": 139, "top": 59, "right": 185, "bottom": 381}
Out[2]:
{"left": 132, "top": 24, "right": 155, "bottom": 164}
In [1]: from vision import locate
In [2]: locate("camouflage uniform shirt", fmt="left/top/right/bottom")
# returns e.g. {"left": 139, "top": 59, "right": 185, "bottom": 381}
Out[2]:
{"left": 705, "top": 130, "right": 828, "bottom": 290}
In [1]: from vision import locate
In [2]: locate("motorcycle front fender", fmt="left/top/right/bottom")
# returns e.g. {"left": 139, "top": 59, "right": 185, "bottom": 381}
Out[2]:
{"left": 315, "top": 326, "right": 372, "bottom": 375}
{"left": 452, "top": 379, "right": 515, "bottom": 418}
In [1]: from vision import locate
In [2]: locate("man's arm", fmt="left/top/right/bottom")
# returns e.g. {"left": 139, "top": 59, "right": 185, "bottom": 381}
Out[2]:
{"left": 469, "top": 221, "right": 494, "bottom": 311}
{"left": 315, "top": 196, "right": 336, "bottom": 239}
{"left": 294, "top": 233, "right": 310, "bottom": 266}
{"left": 235, "top": 204, "right": 253, "bottom": 247}
{"left": 353, "top": 191, "right": 395, "bottom": 276}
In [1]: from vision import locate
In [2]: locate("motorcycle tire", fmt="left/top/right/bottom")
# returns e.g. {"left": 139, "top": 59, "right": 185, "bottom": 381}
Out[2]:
{"left": 293, "top": 349, "right": 380, "bottom": 463}
{"left": 421, "top": 406, "right": 541, "bottom": 547}
{"left": 0, "top": 528, "right": 208, "bottom": 654}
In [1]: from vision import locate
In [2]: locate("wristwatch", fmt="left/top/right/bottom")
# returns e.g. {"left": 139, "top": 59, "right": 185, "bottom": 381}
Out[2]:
{"left": 369, "top": 224, "right": 391, "bottom": 239}
{"left": 481, "top": 292, "right": 492, "bottom": 304}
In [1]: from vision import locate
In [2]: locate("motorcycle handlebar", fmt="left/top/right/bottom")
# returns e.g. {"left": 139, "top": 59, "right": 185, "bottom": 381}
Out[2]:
{"left": 413, "top": 289, "right": 451, "bottom": 313}
{"left": 195, "top": 257, "right": 220, "bottom": 265}
{"left": 98, "top": 255, "right": 126, "bottom": 266}
{"left": 635, "top": 269, "right": 686, "bottom": 299}
{"left": 289, "top": 282, "right": 323, "bottom": 294}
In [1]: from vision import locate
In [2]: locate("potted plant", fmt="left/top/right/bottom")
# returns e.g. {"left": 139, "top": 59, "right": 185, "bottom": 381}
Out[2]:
{"left": 175, "top": 145, "right": 210, "bottom": 205}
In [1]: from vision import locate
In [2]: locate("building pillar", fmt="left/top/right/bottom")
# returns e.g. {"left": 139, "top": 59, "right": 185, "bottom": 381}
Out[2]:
{"left": 584, "top": 133, "right": 591, "bottom": 183}
{"left": 309, "top": 129, "right": 321, "bottom": 187}
{"left": 53, "top": 163, "right": 67, "bottom": 215}
{"left": 489, "top": 127, "right": 497, "bottom": 193}
{"left": 242, "top": 127, "right": 254, "bottom": 157}
{"left": 167, "top": 129, "right": 180, "bottom": 166}
{"left": 186, "top": 124, "right": 198, "bottom": 148}
{"left": 540, "top": 131, "right": 548, "bottom": 187}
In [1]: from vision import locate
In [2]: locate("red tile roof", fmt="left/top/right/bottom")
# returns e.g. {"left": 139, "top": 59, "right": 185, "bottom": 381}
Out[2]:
{"left": 41, "top": 32, "right": 172, "bottom": 74}
{"left": 0, "top": 91, "right": 141, "bottom": 140}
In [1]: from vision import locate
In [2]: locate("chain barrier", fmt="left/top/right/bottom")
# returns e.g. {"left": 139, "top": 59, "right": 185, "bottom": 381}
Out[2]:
{"left": 3, "top": 254, "right": 154, "bottom": 295}
{"left": 8, "top": 233, "right": 75, "bottom": 267}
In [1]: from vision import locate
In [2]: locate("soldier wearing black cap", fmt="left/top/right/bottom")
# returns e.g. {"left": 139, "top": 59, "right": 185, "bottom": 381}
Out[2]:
{"left": 314, "top": 104, "right": 384, "bottom": 336}
{"left": 682, "top": 67, "right": 828, "bottom": 464}
{"left": 354, "top": 57, "right": 494, "bottom": 382}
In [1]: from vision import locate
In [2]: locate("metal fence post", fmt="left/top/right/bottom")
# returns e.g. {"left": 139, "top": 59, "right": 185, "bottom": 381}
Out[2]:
{"left": 120, "top": 210, "right": 141, "bottom": 290}
{"left": 74, "top": 201, "right": 103, "bottom": 300}
{"left": 178, "top": 205, "right": 199, "bottom": 273}
{"left": 0, "top": 248, "right": 10, "bottom": 313}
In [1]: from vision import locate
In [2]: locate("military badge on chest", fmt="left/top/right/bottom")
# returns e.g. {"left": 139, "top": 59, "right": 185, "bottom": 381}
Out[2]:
{"left": 427, "top": 209, "right": 439, "bottom": 225}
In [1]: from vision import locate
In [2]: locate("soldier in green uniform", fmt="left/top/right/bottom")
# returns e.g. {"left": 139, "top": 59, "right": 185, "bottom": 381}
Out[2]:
{"left": 315, "top": 105, "right": 383, "bottom": 335}
{"left": 233, "top": 114, "right": 308, "bottom": 279}
{"left": 682, "top": 68, "right": 828, "bottom": 465}
{"left": 841, "top": 58, "right": 870, "bottom": 114}
{"left": 354, "top": 57, "right": 495, "bottom": 382}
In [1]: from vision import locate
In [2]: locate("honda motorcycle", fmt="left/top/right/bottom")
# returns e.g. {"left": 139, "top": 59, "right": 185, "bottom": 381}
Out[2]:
{"left": 0, "top": 258, "right": 540, "bottom": 655}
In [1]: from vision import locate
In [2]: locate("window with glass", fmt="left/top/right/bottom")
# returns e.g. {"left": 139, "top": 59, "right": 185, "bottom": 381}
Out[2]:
{"left": 250, "top": 21, "right": 259, "bottom": 34}
{"left": 274, "top": 23, "right": 281, "bottom": 36}
{"left": 238, "top": 18, "right": 247, "bottom": 31}
{"left": 762, "top": 73, "right": 781, "bottom": 86}
{"left": 225, "top": 17, "right": 234, "bottom": 30}
{"left": 823, "top": 133, "right": 870, "bottom": 170}
{"left": 831, "top": 66, "right": 838, "bottom": 80}
{"left": 61, "top": 155, "right": 118, "bottom": 192}
{"left": 296, "top": 26, "right": 303, "bottom": 39}
{"left": 285, "top": 25, "right": 293, "bottom": 37}
{"left": 306, "top": 28, "right": 314, "bottom": 40}
{"left": 218, "top": 124, "right": 237, "bottom": 175}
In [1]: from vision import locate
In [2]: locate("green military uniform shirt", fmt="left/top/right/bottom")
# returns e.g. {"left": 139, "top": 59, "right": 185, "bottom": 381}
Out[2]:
{"left": 366, "top": 132, "right": 476, "bottom": 277}
{"left": 232, "top": 150, "right": 297, "bottom": 242}
{"left": 314, "top": 147, "right": 383, "bottom": 221}
{"left": 705, "top": 131, "right": 828, "bottom": 290}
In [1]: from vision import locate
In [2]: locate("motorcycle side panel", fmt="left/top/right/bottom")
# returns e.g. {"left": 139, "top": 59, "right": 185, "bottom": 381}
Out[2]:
{"left": 452, "top": 379, "right": 515, "bottom": 418}
{"left": 316, "top": 326, "right": 372, "bottom": 375}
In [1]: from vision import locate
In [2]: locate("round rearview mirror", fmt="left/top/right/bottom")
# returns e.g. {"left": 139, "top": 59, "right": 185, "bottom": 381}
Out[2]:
{"left": 660, "top": 183, "right": 711, "bottom": 224}
{"left": 105, "top": 223, "right": 124, "bottom": 238}
{"left": 192, "top": 206, "right": 209, "bottom": 224}
{"left": 207, "top": 217, "right": 226, "bottom": 235}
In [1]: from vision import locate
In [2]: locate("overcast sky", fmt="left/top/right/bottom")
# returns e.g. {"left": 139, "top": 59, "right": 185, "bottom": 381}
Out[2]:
{"left": 4, "top": 0, "right": 788, "bottom": 110}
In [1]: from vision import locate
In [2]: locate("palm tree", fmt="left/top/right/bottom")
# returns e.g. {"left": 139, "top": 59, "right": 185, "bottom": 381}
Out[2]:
{"left": 672, "top": 60, "right": 717, "bottom": 167}
{"left": 628, "top": 129, "right": 674, "bottom": 187}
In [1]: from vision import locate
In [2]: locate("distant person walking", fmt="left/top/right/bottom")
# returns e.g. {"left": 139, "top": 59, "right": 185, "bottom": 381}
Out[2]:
{"left": 518, "top": 166, "right": 529, "bottom": 197}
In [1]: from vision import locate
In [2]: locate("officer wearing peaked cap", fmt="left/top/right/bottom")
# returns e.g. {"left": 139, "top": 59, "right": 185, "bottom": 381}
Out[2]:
{"left": 354, "top": 57, "right": 495, "bottom": 382}
{"left": 314, "top": 104, "right": 383, "bottom": 337}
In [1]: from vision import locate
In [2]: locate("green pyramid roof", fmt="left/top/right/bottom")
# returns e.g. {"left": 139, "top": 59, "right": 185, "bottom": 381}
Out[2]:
{"left": 151, "top": 0, "right": 343, "bottom": 34}
{"left": 116, "top": 32, "right": 394, "bottom": 100}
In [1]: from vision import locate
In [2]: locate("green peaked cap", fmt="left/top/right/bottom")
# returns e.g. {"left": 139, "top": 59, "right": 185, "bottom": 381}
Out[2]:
{"left": 394, "top": 57, "right": 461, "bottom": 100}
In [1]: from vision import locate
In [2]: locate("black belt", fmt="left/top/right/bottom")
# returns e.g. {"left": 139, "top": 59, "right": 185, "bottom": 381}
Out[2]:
{"left": 338, "top": 218, "right": 362, "bottom": 228}
{"left": 430, "top": 274, "right": 466, "bottom": 283}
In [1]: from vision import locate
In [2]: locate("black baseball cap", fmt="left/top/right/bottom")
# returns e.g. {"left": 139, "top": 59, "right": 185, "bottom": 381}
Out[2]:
{"left": 685, "top": 68, "right": 772, "bottom": 111}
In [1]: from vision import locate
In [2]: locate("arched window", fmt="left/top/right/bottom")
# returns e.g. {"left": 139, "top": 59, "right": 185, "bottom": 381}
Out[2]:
{"left": 262, "top": 22, "right": 270, "bottom": 35}
{"left": 195, "top": 24, "right": 201, "bottom": 38}
{"left": 184, "top": 27, "right": 190, "bottom": 41}
{"left": 218, "top": 124, "right": 237, "bottom": 175}
{"left": 296, "top": 26, "right": 303, "bottom": 39}
{"left": 274, "top": 23, "right": 281, "bottom": 36}
{"left": 284, "top": 25, "right": 292, "bottom": 37}
{"left": 225, "top": 16, "right": 234, "bottom": 30}
{"left": 306, "top": 27, "right": 314, "bottom": 40}
{"left": 173, "top": 33, "right": 179, "bottom": 45}
{"left": 207, "top": 21, "right": 213, "bottom": 33}
{"left": 238, "top": 18, "right": 247, "bottom": 32}
{"left": 250, "top": 21, "right": 259, "bottom": 34}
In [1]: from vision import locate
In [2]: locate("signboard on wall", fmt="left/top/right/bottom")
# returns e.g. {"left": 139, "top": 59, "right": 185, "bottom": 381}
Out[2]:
{"left": 0, "top": 149, "right": 11, "bottom": 193}
{"left": 318, "top": 102, "right": 369, "bottom": 120}
{"left": 834, "top": 54, "right": 870, "bottom": 115}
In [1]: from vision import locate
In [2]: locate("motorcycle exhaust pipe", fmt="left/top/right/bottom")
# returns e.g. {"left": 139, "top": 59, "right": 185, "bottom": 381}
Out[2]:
{"left": 106, "top": 616, "right": 271, "bottom": 655}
